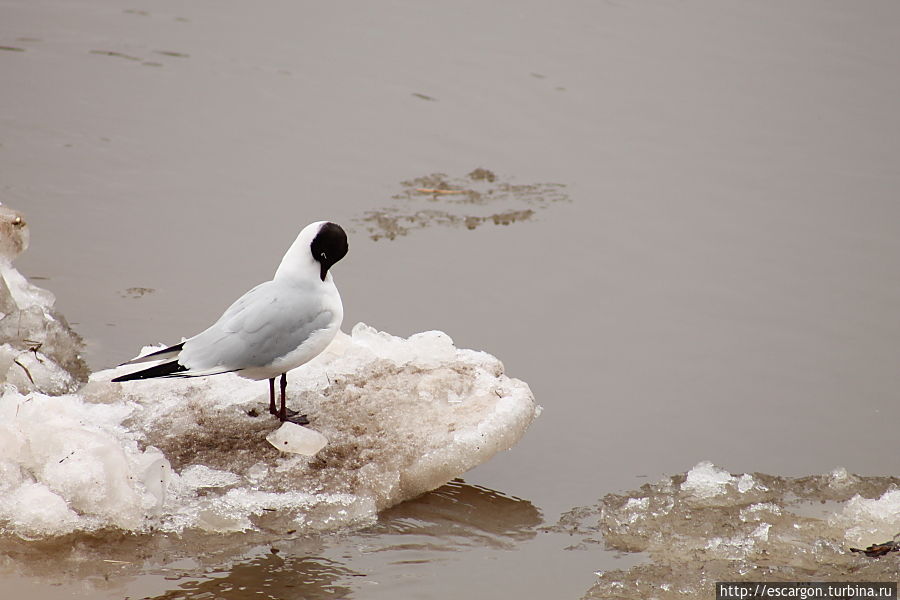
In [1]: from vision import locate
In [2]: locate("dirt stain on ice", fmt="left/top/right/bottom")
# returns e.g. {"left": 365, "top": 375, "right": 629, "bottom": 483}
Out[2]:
{"left": 356, "top": 169, "right": 568, "bottom": 241}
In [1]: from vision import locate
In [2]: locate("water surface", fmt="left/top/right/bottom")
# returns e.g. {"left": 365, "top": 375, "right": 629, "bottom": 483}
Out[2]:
{"left": 5, "top": 0, "right": 900, "bottom": 597}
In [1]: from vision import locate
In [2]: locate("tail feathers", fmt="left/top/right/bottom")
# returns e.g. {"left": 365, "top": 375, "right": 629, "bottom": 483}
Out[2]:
{"left": 119, "top": 342, "right": 185, "bottom": 367}
{"left": 112, "top": 360, "right": 189, "bottom": 382}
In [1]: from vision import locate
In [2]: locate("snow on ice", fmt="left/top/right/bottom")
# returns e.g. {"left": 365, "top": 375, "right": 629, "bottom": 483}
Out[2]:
{"left": 0, "top": 324, "right": 540, "bottom": 538}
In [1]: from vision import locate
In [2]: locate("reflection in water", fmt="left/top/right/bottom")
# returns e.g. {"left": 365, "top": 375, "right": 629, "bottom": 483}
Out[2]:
{"left": 0, "top": 480, "right": 542, "bottom": 599}
{"left": 366, "top": 478, "right": 542, "bottom": 552}
{"left": 0, "top": 530, "right": 343, "bottom": 598}
{"left": 139, "top": 480, "right": 542, "bottom": 599}
{"left": 349, "top": 479, "right": 544, "bottom": 596}
{"left": 151, "top": 554, "right": 356, "bottom": 600}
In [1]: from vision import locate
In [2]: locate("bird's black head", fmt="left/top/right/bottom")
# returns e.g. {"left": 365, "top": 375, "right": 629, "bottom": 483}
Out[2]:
{"left": 310, "top": 222, "right": 348, "bottom": 281}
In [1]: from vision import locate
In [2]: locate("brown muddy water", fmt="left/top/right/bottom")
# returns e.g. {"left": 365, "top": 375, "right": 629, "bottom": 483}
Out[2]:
{"left": 4, "top": 0, "right": 900, "bottom": 598}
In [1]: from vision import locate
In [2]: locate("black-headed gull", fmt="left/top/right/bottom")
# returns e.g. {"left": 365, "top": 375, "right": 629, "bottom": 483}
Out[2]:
{"left": 112, "top": 221, "right": 349, "bottom": 423}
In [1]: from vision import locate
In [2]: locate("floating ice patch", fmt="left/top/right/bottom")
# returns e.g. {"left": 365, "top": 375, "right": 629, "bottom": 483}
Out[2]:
{"left": 0, "top": 323, "right": 539, "bottom": 539}
{"left": 551, "top": 462, "right": 900, "bottom": 599}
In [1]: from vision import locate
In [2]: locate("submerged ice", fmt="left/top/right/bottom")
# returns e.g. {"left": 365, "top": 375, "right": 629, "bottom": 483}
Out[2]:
{"left": 0, "top": 207, "right": 540, "bottom": 539}
{"left": 553, "top": 461, "right": 900, "bottom": 599}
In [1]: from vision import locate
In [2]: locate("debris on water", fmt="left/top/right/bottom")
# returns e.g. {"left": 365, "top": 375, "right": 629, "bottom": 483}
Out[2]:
{"left": 850, "top": 536, "right": 900, "bottom": 558}
{"left": 89, "top": 49, "right": 142, "bottom": 61}
{"left": 356, "top": 170, "right": 567, "bottom": 240}
{"left": 415, "top": 188, "right": 465, "bottom": 195}
{"left": 118, "top": 287, "right": 155, "bottom": 299}
{"left": 468, "top": 168, "right": 497, "bottom": 183}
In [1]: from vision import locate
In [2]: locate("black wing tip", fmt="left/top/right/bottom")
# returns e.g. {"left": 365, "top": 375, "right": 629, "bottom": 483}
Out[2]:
{"left": 112, "top": 360, "right": 188, "bottom": 382}
{"left": 118, "top": 342, "right": 186, "bottom": 367}
{"left": 148, "top": 341, "right": 185, "bottom": 357}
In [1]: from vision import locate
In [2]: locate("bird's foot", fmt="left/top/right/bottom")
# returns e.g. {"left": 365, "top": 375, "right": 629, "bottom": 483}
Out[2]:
{"left": 281, "top": 413, "right": 310, "bottom": 426}
{"left": 278, "top": 407, "right": 309, "bottom": 425}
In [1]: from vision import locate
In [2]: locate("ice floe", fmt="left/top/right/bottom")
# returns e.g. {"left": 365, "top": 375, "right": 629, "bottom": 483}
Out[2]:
{"left": 0, "top": 323, "right": 539, "bottom": 538}
{"left": 551, "top": 461, "right": 900, "bottom": 599}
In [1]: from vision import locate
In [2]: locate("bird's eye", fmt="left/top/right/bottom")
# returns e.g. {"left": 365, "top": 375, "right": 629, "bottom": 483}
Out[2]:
{"left": 321, "top": 252, "right": 327, "bottom": 260}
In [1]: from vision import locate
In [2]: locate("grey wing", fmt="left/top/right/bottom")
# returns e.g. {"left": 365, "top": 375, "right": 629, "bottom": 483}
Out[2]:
{"left": 178, "top": 282, "right": 333, "bottom": 374}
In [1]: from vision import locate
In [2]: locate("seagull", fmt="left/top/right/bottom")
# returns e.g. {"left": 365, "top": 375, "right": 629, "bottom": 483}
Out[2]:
{"left": 112, "top": 221, "right": 348, "bottom": 424}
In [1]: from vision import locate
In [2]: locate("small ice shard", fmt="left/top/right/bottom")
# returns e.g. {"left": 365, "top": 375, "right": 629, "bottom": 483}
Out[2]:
{"left": 136, "top": 454, "right": 172, "bottom": 509}
{"left": 827, "top": 466, "right": 858, "bottom": 489}
{"left": 736, "top": 473, "right": 757, "bottom": 494}
{"left": 838, "top": 489, "right": 900, "bottom": 548}
{"left": 750, "top": 522, "right": 771, "bottom": 541}
{"left": 680, "top": 460, "right": 734, "bottom": 497}
{"left": 266, "top": 422, "right": 328, "bottom": 455}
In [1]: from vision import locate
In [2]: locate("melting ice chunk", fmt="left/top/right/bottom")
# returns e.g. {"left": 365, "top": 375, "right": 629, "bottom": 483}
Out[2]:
{"left": 0, "top": 323, "right": 539, "bottom": 538}
{"left": 552, "top": 460, "right": 900, "bottom": 599}
{"left": 681, "top": 460, "right": 734, "bottom": 497}
{"left": 266, "top": 422, "right": 328, "bottom": 455}
{"left": 837, "top": 489, "right": 900, "bottom": 548}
